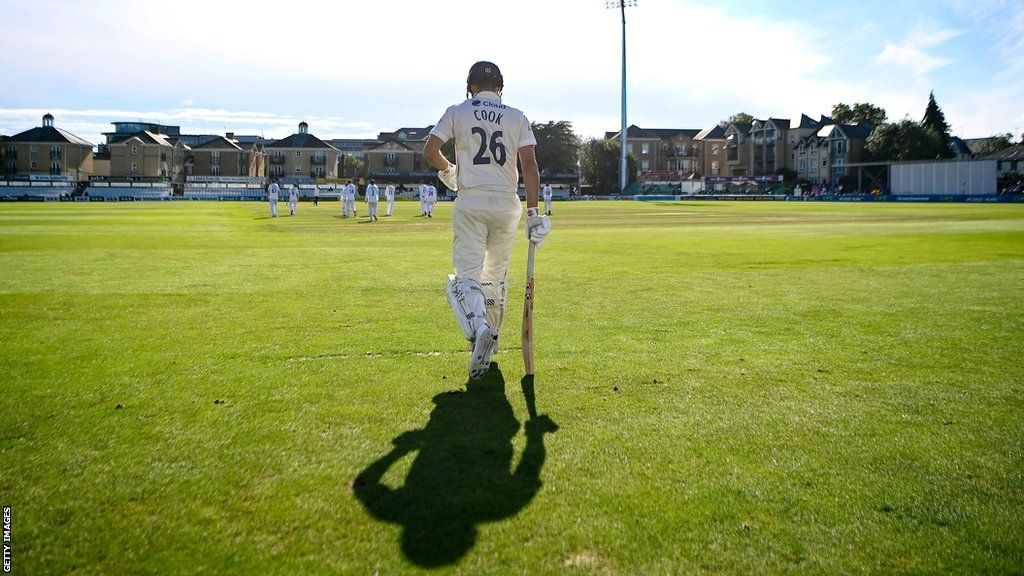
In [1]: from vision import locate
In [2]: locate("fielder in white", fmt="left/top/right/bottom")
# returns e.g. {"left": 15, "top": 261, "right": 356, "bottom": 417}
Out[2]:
{"left": 288, "top": 184, "right": 299, "bottom": 216}
{"left": 313, "top": 185, "right": 320, "bottom": 206}
{"left": 267, "top": 180, "right": 280, "bottom": 218}
{"left": 424, "top": 61, "right": 550, "bottom": 380}
{"left": 384, "top": 183, "right": 395, "bottom": 216}
{"left": 542, "top": 184, "right": 553, "bottom": 215}
{"left": 342, "top": 180, "right": 357, "bottom": 218}
{"left": 365, "top": 179, "right": 380, "bottom": 221}
{"left": 426, "top": 184, "right": 437, "bottom": 218}
{"left": 418, "top": 182, "right": 427, "bottom": 216}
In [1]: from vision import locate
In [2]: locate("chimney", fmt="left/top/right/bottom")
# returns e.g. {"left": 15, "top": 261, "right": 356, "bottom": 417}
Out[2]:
{"left": 298, "top": 121, "right": 308, "bottom": 134}
{"left": 225, "top": 132, "right": 235, "bottom": 141}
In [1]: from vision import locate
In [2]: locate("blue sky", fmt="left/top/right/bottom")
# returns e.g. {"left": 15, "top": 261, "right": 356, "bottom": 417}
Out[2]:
{"left": 1, "top": 0, "right": 1021, "bottom": 146}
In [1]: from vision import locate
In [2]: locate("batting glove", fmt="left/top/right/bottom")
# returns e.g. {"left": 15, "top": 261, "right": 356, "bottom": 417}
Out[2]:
{"left": 438, "top": 163, "right": 458, "bottom": 192}
{"left": 524, "top": 207, "right": 551, "bottom": 248}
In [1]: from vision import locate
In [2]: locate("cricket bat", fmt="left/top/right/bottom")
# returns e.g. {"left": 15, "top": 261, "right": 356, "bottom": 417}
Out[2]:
{"left": 521, "top": 241, "right": 536, "bottom": 375}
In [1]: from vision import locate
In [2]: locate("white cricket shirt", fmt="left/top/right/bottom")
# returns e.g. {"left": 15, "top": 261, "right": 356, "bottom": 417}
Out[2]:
{"left": 429, "top": 91, "right": 536, "bottom": 194}
{"left": 366, "top": 184, "right": 379, "bottom": 202}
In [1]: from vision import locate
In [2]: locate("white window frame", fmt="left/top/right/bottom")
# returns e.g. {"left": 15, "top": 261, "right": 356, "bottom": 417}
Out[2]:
{"left": 295, "top": 165, "right": 302, "bottom": 173}
{"left": 641, "top": 143, "right": 649, "bottom": 154}
{"left": 131, "top": 162, "right": 138, "bottom": 173}
{"left": 641, "top": 160, "right": 650, "bottom": 171}
{"left": 30, "top": 144, "right": 38, "bottom": 153}
{"left": 295, "top": 150, "right": 302, "bottom": 157}
{"left": 131, "top": 145, "right": 138, "bottom": 156}
{"left": 30, "top": 161, "right": 37, "bottom": 169}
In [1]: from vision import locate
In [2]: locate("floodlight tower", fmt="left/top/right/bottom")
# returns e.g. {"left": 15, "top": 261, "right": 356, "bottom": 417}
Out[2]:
{"left": 607, "top": 0, "right": 636, "bottom": 193}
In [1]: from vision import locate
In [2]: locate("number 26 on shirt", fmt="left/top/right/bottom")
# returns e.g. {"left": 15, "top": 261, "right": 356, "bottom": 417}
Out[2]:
{"left": 472, "top": 127, "right": 507, "bottom": 166}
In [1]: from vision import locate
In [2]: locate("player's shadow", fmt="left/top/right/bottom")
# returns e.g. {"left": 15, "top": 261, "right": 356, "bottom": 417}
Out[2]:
{"left": 352, "top": 364, "right": 558, "bottom": 568}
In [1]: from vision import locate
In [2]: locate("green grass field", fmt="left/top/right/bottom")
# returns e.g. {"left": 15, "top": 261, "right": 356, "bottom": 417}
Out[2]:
{"left": 1, "top": 199, "right": 1022, "bottom": 574}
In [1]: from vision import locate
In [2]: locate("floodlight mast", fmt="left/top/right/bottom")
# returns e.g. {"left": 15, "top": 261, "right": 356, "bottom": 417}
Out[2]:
{"left": 606, "top": 0, "right": 636, "bottom": 193}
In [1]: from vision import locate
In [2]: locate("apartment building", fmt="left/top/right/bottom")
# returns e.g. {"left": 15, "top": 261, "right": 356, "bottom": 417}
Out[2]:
{"left": 746, "top": 118, "right": 793, "bottom": 176}
{"left": 108, "top": 130, "right": 190, "bottom": 180}
{"left": 693, "top": 125, "right": 727, "bottom": 177}
{"left": 723, "top": 122, "right": 751, "bottom": 177}
{"left": 604, "top": 125, "right": 702, "bottom": 177}
{"left": 265, "top": 122, "right": 339, "bottom": 181}
{"left": 3, "top": 113, "right": 94, "bottom": 180}
{"left": 366, "top": 127, "right": 433, "bottom": 182}
{"left": 190, "top": 133, "right": 264, "bottom": 177}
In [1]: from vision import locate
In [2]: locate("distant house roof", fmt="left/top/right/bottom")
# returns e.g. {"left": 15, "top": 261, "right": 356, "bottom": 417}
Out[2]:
{"left": 233, "top": 135, "right": 274, "bottom": 147}
{"left": 725, "top": 123, "right": 751, "bottom": 136}
{"left": 369, "top": 139, "right": 416, "bottom": 151}
{"left": 694, "top": 125, "right": 727, "bottom": 140}
{"left": 949, "top": 137, "right": 972, "bottom": 157}
{"left": 953, "top": 137, "right": 1011, "bottom": 156}
{"left": 985, "top": 144, "right": 1024, "bottom": 161}
{"left": 818, "top": 124, "right": 873, "bottom": 140}
{"left": 193, "top": 137, "right": 243, "bottom": 151}
{"left": 795, "top": 114, "right": 816, "bottom": 129}
{"left": 9, "top": 125, "right": 94, "bottom": 147}
{"left": 108, "top": 130, "right": 176, "bottom": 147}
{"left": 377, "top": 127, "right": 434, "bottom": 141}
{"left": 267, "top": 132, "right": 339, "bottom": 151}
{"left": 605, "top": 125, "right": 701, "bottom": 140}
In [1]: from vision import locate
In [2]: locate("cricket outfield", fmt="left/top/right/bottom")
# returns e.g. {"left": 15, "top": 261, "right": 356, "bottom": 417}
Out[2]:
{"left": 1, "top": 200, "right": 1022, "bottom": 574}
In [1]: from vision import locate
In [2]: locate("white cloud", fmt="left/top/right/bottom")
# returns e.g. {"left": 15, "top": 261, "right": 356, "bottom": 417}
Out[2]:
{"left": 876, "top": 21, "right": 964, "bottom": 78}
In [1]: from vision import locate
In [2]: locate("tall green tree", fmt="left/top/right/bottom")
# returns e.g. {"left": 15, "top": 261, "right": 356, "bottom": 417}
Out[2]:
{"left": 831, "top": 102, "right": 887, "bottom": 125}
{"left": 921, "top": 91, "right": 954, "bottom": 158}
{"left": 531, "top": 121, "right": 580, "bottom": 174}
{"left": 579, "top": 138, "right": 637, "bottom": 193}
{"left": 718, "top": 112, "right": 754, "bottom": 128}
{"left": 922, "top": 91, "right": 951, "bottom": 136}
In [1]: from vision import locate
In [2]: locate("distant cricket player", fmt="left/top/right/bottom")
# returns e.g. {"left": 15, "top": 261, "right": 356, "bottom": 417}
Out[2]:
{"left": 288, "top": 184, "right": 299, "bottom": 216}
{"left": 425, "top": 183, "right": 437, "bottom": 218}
{"left": 313, "top": 185, "right": 320, "bottom": 206}
{"left": 384, "top": 183, "right": 395, "bottom": 216}
{"left": 366, "top": 179, "right": 380, "bottom": 221}
{"left": 344, "top": 180, "right": 357, "bottom": 218}
{"left": 542, "top": 183, "right": 553, "bottom": 215}
{"left": 418, "top": 182, "right": 427, "bottom": 217}
{"left": 423, "top": 61, "right": 550, "bottom": 380}
{"left": 267, "top": 179, "right": 280, "bottom": 218}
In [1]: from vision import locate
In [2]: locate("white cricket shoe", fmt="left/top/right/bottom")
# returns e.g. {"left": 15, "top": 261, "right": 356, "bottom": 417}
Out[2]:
{"left": 469, "top": 325, "right": 498, "bottom": 380}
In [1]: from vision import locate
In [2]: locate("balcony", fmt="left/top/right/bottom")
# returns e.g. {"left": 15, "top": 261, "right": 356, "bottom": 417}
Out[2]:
{"left": 269, "top": 156, "right": 286, "bottom": 165}
{"left": 310, "top": 156, "right": 326, "bottom": 165}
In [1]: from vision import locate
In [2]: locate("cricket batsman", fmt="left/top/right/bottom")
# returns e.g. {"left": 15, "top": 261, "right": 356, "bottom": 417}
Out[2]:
{"left": 423, "top": 61, "right": 550, "bottom": 380}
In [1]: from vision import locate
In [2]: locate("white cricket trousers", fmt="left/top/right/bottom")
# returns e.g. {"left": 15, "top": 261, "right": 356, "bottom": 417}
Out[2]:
{"left": 387, "top": 198, "right": 394, "bottom": 216}
{"left": 368, "top": 201, "right": 378, "bottom": 218}
{"left": 289, "top": 199, "right": 297, "bottom": 215}
{"left": 545, "top": 198, "right": 552, "bottom": 213}
{"left": 269, "top": 198, "right": 278, "bottom": 217}
{"left": 452, "top": 191, "right": 522, "bottom": 283}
